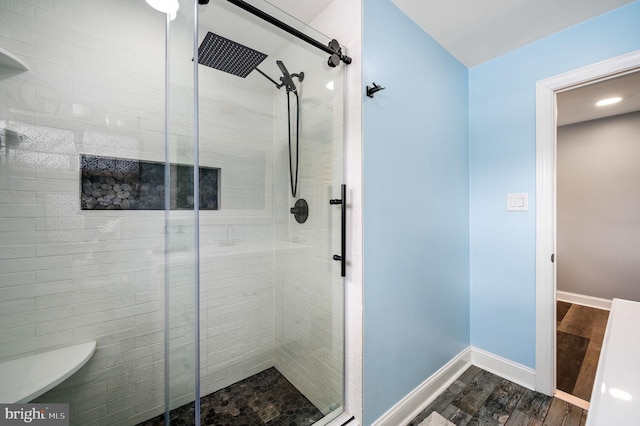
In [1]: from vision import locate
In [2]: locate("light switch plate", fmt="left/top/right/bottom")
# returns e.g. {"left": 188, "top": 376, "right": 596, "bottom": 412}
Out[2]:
{"left": 507, "top": 193, "right": 528, "bottom": 211}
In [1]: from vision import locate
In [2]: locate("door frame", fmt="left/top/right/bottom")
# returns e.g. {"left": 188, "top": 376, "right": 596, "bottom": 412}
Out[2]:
{"left": 535, "top": 49, "right": 640, "bottom": 396}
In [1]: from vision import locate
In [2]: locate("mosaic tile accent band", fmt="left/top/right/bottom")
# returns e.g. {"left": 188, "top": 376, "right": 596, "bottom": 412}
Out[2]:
{"left": 80, "top": 154, "right": 219, "bottom": 210}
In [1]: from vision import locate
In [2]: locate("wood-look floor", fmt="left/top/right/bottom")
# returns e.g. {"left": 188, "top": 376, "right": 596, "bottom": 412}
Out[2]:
{"left": 408, "top": 366, "right": 587, "bottom": 426}
{"left": 556, "top": 301, "right": 609, "bottom": 402}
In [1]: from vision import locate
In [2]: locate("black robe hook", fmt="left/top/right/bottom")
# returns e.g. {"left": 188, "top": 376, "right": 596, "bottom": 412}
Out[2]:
{"left": 366, "top": 82, "right": 385, "bottom": 98}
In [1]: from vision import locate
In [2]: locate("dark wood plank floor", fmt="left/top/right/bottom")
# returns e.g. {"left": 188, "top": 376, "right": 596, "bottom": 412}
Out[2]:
{"left": 408, "top": 366, "right": 588, "bottom": 426}
{"left": 556, "top": 301, "right": 609, "bottom": 401}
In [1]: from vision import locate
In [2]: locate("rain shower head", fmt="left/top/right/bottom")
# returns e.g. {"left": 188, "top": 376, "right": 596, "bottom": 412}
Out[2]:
{"left": 197, "top": 32, "right": 304, "bottom": 94}
{"left": 197, "top": 32, "right": 267, "bottom": 78}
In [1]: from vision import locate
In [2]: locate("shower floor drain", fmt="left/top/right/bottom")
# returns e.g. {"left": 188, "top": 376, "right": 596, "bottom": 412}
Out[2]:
{"left": 257, "top": 405, "right": 280, "bottom": 423}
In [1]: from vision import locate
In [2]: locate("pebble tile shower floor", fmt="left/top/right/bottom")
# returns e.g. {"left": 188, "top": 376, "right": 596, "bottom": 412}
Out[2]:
{"left": 138, "top": 367, "right": 323, "bottom": 426}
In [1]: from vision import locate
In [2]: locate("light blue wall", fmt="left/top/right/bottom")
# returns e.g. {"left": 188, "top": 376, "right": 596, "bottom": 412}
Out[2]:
{"left": 469, "top": 1, "right": 640, "bottom": 368}
{"left": 362, "top": 0, "right": 470, "bottom": 424}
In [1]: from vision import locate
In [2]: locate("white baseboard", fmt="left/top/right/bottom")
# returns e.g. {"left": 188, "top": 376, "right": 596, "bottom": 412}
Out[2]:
{"left": 371, "top": 348, "right": 472, "bottom": 426}
{"left": 470, "top": 346, "right": 536, "bottom": 391}
{"left": 371, "top": 347, "right": 536, "bottom": 426}
{"left": 557, "top": 291, "right": 612, "bottom": 311}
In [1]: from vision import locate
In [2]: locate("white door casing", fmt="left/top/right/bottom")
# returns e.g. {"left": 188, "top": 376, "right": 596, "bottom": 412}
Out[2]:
{"left": 535, "top": 49, "right": 640, "bottom": 396}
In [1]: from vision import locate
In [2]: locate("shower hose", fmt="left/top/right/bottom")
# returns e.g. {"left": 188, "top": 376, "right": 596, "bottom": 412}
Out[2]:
{"left": 287, "top": 90, "right": 300, "bottom": 198}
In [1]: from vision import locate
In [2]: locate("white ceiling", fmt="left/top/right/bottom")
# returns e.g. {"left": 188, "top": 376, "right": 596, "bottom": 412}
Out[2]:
{"left": 266, "top": 0, "right": 334, "bottom": 26}
{"left": 557, "top": 71, "right": 640, "bottom": 126}
{"left": 389, "top": 0, "right": 634, "bottom": 67}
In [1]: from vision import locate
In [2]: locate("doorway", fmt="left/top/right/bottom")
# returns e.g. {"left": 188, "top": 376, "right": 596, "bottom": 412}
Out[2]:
{"left": 553, "top": 71, "right": 640, "bottom": 407}
{"left": 534, "top": 49, "right": 640, "bottom": 399}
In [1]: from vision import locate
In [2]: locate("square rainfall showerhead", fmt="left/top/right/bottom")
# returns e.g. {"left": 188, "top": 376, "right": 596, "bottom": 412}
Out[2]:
{"left": 197, "top": 32, "right": 267, "bottom": 78}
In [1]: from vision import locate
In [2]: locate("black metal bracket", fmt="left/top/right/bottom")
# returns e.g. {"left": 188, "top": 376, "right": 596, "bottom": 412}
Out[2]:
{"left": 226, "top": 0, "right": 352, "bottom": 67}
{"left": 366, "top": 82, "right": 385, "bottom": 98}
{"left": 330, "top": 184, "right": 346, "bottom": 277}
{"left": 326, "top": 39, "right": 352, "bottom": 68}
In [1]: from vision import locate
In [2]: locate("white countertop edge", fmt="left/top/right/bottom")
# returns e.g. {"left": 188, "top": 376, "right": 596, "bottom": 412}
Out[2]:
{"left": 586, "top": 298, "right": 640, "bottom": 426}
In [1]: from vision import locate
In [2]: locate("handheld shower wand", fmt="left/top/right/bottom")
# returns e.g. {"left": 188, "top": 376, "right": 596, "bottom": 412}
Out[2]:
{"left": 277, "top": 60, "right": 304, "bottom": 93}
{"left": 275, "top": 61, "right": 304, "bottom": 197}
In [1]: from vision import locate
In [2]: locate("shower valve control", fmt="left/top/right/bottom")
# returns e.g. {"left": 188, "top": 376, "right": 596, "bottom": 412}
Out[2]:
{"left": 290, "top": 199, "right": 309, "bottom": 224}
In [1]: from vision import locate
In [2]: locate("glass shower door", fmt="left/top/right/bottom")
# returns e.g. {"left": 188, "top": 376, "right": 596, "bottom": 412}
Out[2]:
{"left": 271, "top": 35, "right": 346, "bottom": 424}
{"left": 194, "top": 0, "right": 347, "bottom": 424}
{"left": 241, "top": 2, "right": 348, "bottom": 423}
{"left": 164, "top": 0, "right": 200, "bottom": 424}
{"left": 0, "top": 1, "right": 200, "bottom": 424}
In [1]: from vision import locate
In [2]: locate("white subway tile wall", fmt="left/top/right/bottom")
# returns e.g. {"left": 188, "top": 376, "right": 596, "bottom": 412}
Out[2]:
{"left": 0, "top": 0, "right": 353, "bottom": 424}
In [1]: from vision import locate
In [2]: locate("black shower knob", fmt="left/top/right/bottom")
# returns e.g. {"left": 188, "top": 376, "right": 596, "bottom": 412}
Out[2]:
{"left": 290, "top": 199, "right": 309, "bottom": 224}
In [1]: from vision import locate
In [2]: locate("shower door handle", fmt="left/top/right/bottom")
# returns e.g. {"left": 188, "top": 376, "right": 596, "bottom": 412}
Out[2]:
{"left": 329, "top": 184, "right": 346, "bottom": 277}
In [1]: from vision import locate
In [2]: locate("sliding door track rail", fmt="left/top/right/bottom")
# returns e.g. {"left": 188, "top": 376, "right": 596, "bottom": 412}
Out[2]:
{"left": 224, "top": 0, "right": 352, "bottom": 67}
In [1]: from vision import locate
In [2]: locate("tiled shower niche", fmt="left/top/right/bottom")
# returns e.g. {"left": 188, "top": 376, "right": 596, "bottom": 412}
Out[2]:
{"left": 80, "top": 154, "right": 219, "bottom": 210}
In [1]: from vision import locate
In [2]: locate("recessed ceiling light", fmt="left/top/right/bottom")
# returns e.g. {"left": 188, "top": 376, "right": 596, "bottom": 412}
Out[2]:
{"left": 595, "top": 97, "right": 622, "bottom": 107}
